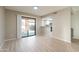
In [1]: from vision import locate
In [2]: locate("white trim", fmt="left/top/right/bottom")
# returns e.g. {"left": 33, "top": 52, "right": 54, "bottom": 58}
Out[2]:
{"left": 17, "top": 15, "right": 22, "bottom": 39}
{"left": 73, "top": 36, "right": 79, "bottom": 39}
{"left": 4, "top": 38, "right": 16, "bottom": 42}
{"left": 63, "top": 39, "right": 71, "bottom": 43}
{"left": 53, "top": 36, "right": 71, "bottom": 43}
{"left": 0, "top": 43, "right": 4, "bottom": 49}
{"left": 4, "top": 38, "right": 21, "bottom": 42}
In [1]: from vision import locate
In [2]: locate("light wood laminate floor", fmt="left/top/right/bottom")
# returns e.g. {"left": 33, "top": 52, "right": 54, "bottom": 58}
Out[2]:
{"left": 0, "top": 36, "right": 79, "bottom": 52}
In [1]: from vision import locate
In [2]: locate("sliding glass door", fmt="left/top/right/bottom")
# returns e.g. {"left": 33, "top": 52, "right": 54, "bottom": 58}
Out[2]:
{"left": 21, "top": 16, "right": 36, "bottom": 38}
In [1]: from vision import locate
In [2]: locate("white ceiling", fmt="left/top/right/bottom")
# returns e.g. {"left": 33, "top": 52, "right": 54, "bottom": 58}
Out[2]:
{"left": 5, "top": 6, "right": 79, "bottom": 16}
{"left": 5, "top": 6, "right": 68, "bottom": 16}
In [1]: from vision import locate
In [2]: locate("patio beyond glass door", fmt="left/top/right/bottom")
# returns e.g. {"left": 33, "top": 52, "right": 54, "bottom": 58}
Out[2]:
{"left": 21, "top": 17, "right": 36, "bottom": 38}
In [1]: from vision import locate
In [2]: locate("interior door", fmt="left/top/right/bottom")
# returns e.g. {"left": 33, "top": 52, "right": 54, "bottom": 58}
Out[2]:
{"left": 21, "top": 16, "right": 36, "bottom": 38}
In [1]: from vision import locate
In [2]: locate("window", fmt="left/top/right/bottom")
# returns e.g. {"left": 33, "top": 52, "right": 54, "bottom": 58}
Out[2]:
{"left": 21, "top": 17, "right": 36, "bottom": 38}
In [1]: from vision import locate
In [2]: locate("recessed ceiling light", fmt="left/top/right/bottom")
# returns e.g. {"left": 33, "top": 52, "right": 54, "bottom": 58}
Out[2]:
{"left": 33, "top": 6, "right": 38, "bottom": 10}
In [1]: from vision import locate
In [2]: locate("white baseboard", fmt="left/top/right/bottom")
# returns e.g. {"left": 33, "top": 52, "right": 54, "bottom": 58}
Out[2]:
{"left": 0, "top": 42, "right": 4, "bottom": 49}
{"left": 63, "top": 39, "right": 71, "bottom": 43}
{"left": 4, "top": 38, "right": 20, "bottom": 42}
{"left": 53, "top": 36, "right": 71, "bottom": 43}
{"left": 73, "top": 37, "right": 79, "bottom": 39}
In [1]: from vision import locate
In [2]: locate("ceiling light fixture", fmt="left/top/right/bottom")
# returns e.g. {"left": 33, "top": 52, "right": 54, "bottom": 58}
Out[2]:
{"left": 33, "top": 6, "right": 38, "bottom": 10}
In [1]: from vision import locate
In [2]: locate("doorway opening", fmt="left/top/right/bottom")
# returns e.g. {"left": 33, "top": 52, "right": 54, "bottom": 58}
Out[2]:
{"left": 21, "top": 16, "right": 36, "bottom": 38}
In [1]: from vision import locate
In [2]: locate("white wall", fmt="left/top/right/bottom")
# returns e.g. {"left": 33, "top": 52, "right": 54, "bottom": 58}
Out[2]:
{"left": 42, "top": 8, "right": 71, "bottom": 43}
{"left": 36, "top": 17, "right": 42, "bottom": 36}
{"left": 72, "top": 11, "right": 79, "bottom": 39}
{"left": 0, "top": 7, "right": 5, "bottom": 48}
{"left": 53, "top": 8, "right": 71, "bottom": 43}
{"left": 5, "top": 9, "right": 41, "bottom": 40}
{"left": 5, "top": 8, "right": 72, "bottom": 43}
